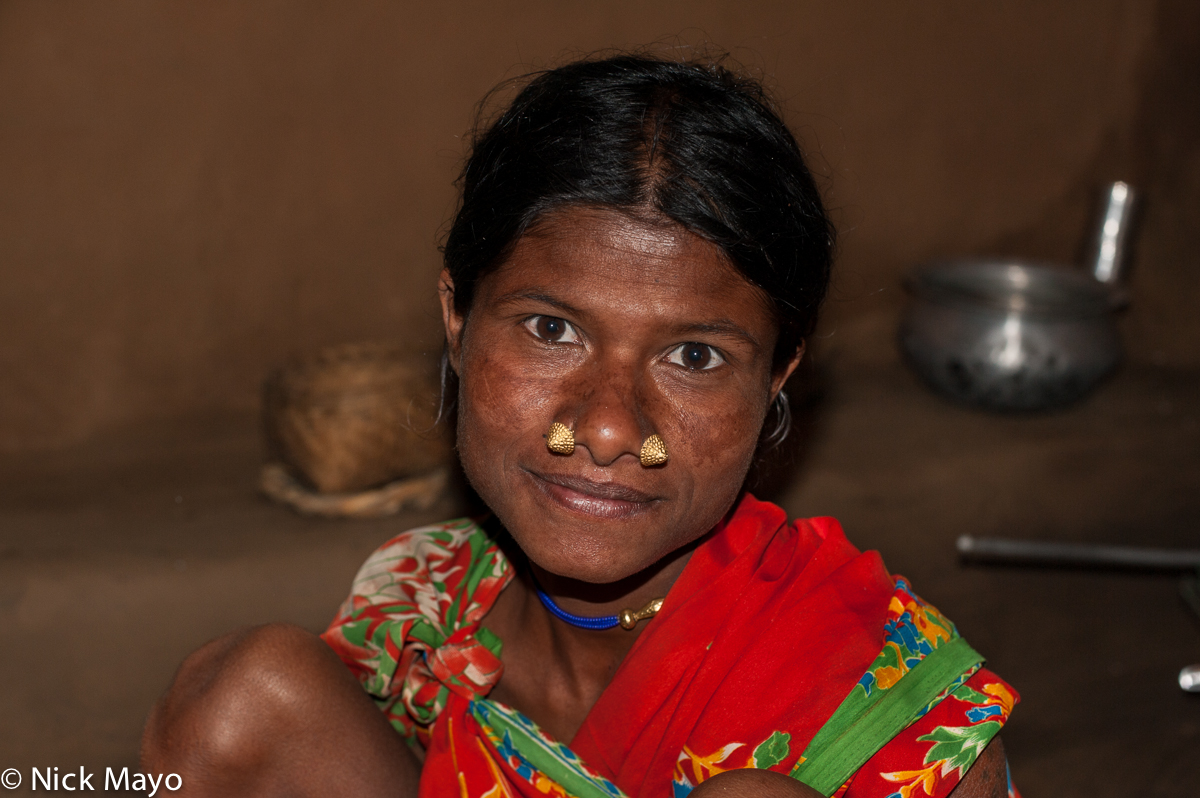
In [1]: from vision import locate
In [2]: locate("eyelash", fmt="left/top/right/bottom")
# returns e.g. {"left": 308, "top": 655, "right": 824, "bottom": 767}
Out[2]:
{"left": 524, "top": 316, "right": 725, "bottom": 372}
{"left": 665, "top": 343, "right": 725, "bottom": 371}
{"left": 524, "top": 315, "right": 583, "bottom": 345}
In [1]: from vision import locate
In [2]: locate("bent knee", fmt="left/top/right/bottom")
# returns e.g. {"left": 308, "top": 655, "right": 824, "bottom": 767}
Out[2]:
{"left": 143, "top": 623, "right": 340, "bottom": 772}
{"left": 163, "top": 622, "right": 331, "bottom": 718}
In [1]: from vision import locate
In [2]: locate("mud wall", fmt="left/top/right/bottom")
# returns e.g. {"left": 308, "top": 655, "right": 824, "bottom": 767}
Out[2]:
{"left": 1, "top": 1, "right": 1194, "bottom": 451}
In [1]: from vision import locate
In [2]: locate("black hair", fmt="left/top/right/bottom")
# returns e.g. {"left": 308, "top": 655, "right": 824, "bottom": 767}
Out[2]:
{"left": 441, "top": 53, "right": 834, "bottom": 446}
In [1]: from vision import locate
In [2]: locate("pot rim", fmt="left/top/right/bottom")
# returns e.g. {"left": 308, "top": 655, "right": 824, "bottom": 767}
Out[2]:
{"left": 905, "top": 259, "right": 1126, "bottom": 318}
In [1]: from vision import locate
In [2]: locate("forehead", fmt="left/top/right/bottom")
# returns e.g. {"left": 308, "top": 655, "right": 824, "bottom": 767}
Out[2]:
{"left": 485, "top": 207, "right": 775, "bottom": 322}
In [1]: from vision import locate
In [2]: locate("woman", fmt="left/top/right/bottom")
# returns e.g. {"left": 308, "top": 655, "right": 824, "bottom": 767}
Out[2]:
{"left": 143, "top": 55, "right": 1017, "bottom": 798}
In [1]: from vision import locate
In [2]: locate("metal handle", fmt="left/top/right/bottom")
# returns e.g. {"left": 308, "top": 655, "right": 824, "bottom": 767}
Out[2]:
{"left": 1087, "top": 181, "right": 1138, "bottom": 285}
{"left": 958, "top": 534, "right": 1200, "bottom": 694}
{"left": 957, "top": 535, "right": 1200, "bottom": 570}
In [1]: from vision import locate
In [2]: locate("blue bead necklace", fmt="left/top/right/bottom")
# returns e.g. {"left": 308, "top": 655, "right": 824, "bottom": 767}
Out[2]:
{"left": 534, "top": 579, "right": 665, "bottom": 631}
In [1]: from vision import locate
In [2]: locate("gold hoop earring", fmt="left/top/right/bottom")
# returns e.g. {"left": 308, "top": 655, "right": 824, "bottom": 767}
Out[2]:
{"left": 546, "top": 422, "right": 575, "bottom": 455}
{"left": 639, "top": 434, "right": 668, "bottom": 467}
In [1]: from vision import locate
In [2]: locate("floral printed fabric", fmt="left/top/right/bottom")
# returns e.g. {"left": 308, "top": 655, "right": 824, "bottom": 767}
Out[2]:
{"left": 320, "top": 518, "right": 513, "bottom": 750}
{"left": 322, "top": 499, "right": 1019, "bottom": 798}
{"left": 811, "top": 580, "right": 1018, "bottom": 797}
{"left": 668, "top": 579, "right": 1017, "bottom": 798}
{"left": 844, "top": 578, "right": 1022, "bottom": 796}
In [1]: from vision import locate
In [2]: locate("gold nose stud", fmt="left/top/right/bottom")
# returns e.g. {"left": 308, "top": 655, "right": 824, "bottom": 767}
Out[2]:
{"left": 546, "top": 422, "right": 575, "bottom": 455}
{"left": 639, "top": 434, "right": 668, "bottom": 467}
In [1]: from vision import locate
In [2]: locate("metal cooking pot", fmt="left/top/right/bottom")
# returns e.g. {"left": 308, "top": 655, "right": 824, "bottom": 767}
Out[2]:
{"left": 900, "top": 183, "right": 1136, "bottom": 411}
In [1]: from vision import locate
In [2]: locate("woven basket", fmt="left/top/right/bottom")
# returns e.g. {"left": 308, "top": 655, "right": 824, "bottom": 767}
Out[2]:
{"left": 262, "top": 342, "right": 451, "bottom": 495}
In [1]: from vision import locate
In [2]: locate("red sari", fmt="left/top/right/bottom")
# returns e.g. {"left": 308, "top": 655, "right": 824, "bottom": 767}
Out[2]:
{"left": 322, "top": 495, "right": 1019, "bottom": 797}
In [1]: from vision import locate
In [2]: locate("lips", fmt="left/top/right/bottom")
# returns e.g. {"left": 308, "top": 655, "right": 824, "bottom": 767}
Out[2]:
{"left": 527, "top": 470, "right": 659, "bottom": 519}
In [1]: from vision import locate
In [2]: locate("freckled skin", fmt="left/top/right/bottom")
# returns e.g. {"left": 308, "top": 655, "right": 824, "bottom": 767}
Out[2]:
{"left": 442, "top": 206, "right": 799, "bottom": 596}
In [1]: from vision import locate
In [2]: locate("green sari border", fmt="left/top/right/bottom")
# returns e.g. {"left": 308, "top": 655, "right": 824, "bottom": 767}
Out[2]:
{"left": 470, "top": 699, "right": 627, "bottom": 798}
{"left": 790, "top": 636, "right": 985, "bottom": 796}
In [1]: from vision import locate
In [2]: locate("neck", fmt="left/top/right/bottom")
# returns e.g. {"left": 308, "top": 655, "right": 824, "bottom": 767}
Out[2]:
{"left": 526, "top": 541, "right": 694, "bottom": 627}
{"left": 477, "top": 537, "right": 701, "bottom": 744}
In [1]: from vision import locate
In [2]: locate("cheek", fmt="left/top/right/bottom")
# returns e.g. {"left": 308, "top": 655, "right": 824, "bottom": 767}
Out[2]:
{"left": 670, "top": 381, "right": 769, "bottom": 485}
{"left": 454, "top": 337, "right": 553, "bottom": 482}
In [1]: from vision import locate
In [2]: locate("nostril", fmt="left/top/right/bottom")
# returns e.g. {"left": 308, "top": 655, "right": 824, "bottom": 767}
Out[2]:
{"left": 569, "top": 376, "right": 654, "bottom": 466}
{"left": 573, "top": 423, "right": 641, "bottom": 467}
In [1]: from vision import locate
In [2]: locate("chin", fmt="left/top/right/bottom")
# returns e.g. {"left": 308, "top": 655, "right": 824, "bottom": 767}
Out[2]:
{"left": 505, "top": 501, "right": 673, "bottom": 585}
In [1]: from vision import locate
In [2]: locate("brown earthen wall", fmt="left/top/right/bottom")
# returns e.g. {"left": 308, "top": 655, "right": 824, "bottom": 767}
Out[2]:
{"left": 1, "top": 0, "right": 1195, "bottom": 451}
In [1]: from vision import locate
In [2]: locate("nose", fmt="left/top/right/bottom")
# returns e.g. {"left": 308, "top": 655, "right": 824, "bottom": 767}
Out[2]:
{"left": 567, "top": 360, "right": 649, "bottom": 467}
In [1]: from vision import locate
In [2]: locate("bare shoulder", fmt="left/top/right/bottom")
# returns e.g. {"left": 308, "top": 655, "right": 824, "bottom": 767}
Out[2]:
{"left": 689, "top": 769, "right": 822, "bottom": 798}
{"left": 948, "top": 736, "right": 1008, "bottom": 798}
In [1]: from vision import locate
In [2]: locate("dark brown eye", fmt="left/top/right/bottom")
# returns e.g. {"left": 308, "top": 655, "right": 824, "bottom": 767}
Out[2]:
{"left": 537, "top": 316, "right": 566, "bottom": 340}
{"left": 683, "top": 344, "right": 710, "bottom": 368}
{"left": 667, "top": 342, "right": 724, "bottom": 371}
{"left": 526, "top": 315, "right": 581, "bottom": 344}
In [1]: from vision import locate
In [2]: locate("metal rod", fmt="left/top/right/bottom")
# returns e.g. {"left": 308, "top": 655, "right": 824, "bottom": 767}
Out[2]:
{"left": 957, "top": 535, "right": 1200, "bottom": 570}
{"left": 1087, "top": 181, "right": 1137, "bottom": 285}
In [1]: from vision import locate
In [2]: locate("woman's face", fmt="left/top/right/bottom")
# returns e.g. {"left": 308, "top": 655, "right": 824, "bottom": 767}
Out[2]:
{"left": 440, "top": 206, "right": 800, "bottom": 585}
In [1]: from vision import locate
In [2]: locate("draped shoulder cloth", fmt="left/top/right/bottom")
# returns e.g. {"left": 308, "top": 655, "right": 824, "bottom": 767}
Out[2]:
{"left": 322, "top": 495, "right": 1019, "bottom": 798}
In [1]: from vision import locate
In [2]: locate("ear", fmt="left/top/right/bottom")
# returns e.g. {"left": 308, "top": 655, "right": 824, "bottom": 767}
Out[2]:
{"left": 768, "top": 342, "right": 806, "bottom": 400}
{"left": 438, "top": 269, "right": 466, "bottom": 373}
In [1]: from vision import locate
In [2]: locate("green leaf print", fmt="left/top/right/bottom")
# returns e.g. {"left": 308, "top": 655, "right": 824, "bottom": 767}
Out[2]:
{"left": 947, "top": 685, "right": 989, "bottom": 705}
{"left": 476, "top": 625, "right": 503, "bottom": 658}
{"left": 917, "top": 720, "right": 1001, "bottom": 774}
{"left": 340, "top": 619, "right": 371, "bottom": 648}
{"left": 752, "top": 731, "right": 792, "bottom": 769}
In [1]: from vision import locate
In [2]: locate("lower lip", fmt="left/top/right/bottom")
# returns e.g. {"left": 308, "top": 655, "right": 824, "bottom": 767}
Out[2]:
{"left": 533, "top": 477, "right": 653, "bottom": 520}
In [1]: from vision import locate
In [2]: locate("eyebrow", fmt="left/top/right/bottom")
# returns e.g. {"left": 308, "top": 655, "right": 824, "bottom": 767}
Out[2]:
{"left": 673, "top": 320, "right": 762, "bottom": 349}
{"left": 492, "top": 290, "right": 583, "bottom": 316}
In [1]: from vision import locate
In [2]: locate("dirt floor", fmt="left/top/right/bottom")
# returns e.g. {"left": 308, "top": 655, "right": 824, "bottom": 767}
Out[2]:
{"left": 1, "top": 358, "right": 1197, "bottom": 796}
